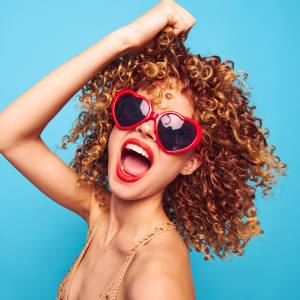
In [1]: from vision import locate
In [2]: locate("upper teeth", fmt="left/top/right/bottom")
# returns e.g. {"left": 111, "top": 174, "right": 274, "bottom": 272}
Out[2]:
{"left": 125, "top": 143, "right": 150, "bottom": 161}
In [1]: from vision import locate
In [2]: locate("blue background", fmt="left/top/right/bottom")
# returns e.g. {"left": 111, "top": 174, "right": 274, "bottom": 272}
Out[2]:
{"left": 0, "top": 0, "right": 298, "bottom": 299}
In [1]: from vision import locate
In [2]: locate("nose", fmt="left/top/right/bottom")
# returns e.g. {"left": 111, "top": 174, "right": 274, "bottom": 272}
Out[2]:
{"left": 134, "top": 119, "right": 156, "bottom": 142}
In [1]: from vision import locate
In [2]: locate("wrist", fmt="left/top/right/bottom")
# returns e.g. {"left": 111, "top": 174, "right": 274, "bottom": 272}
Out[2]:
{"left": 109, "top": 26, "right": 136, "bottom": 56}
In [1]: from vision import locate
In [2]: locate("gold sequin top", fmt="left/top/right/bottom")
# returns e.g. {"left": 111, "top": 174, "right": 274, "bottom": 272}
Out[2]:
{"left": 56, "top": 215, "right": 177, "bottom": 300}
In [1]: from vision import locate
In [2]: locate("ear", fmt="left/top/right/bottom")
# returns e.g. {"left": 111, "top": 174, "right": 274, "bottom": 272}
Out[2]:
{"left": 180, "top": 153, "right": 202, "bottom": 176}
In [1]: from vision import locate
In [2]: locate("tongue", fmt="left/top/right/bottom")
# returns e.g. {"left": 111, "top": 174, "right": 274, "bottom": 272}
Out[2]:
{"left": 122, "top": 152, "right": 149, "bottom": 177}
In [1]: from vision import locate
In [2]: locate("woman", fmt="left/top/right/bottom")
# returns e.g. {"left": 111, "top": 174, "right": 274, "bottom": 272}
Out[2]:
{"left": 0, "top": 0, "right": 287, "bottom": 299}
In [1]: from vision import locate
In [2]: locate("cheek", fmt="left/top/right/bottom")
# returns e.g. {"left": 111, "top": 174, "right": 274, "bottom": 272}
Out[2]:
{"left": 108, "top": 126, "right": 116, "bottom": 149}
{"left": 158, "top": 154, "right": 187, "bottom": 176}
{"left": 107, "top": 126, "right": 121, "bottom": 163}
{"left": 108, "top": 126, "right": 122, "bottom": 152}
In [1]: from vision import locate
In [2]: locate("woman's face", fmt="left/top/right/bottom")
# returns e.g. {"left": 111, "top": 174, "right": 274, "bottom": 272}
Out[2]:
{"left": 107, "top": 80, "right": 202, "bottom": 201}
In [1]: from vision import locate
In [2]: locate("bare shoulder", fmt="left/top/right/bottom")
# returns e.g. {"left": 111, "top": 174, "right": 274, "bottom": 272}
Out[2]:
{"left": 125, "top": 230, "right": 196, "bottom": 300}
{"left": 87, "top": 184, "right": 111, "bottom": 230}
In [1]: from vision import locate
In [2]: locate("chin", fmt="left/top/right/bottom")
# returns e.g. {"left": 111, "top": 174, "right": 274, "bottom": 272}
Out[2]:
{"left": 107, "top": 167, "right": 144, "bottom": 201}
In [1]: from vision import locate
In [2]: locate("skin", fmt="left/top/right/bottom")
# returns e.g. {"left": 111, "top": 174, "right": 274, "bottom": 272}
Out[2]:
{"left": 75, "top": 79, "right": 201, "bottom": 300}
{"left": 102, "top": 80, "right": 201, "bottom": 294}
{"left": 0, "top": 1, "right": 199, "bottom": 299}
{"left": 106, "top": 79, "right": 202, "bottom": 248}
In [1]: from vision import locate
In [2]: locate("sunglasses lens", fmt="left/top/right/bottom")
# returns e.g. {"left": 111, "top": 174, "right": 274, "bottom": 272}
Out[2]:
{"left": 158, "top": 114, "right": 197, "bottom": 151}
{"left": 115, "top": 93, "right": 148, "bottom": 126}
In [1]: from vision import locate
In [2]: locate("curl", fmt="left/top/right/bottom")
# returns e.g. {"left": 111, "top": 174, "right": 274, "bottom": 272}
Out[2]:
{"left": 58, "top": 27, "right": 287, "bottom": 260}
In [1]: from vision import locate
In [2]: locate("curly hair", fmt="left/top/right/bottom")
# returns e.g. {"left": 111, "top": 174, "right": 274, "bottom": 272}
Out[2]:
{"left": 58, "top": 26, "right": 287, "bottom": 260}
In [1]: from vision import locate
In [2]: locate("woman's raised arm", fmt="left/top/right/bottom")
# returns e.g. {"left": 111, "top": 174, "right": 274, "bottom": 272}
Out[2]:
{"left": 0, "top": 29, "right": 132, "bottom": 150}
{"left": 0, "top": 28, "right": 133, "bottom": 224}
{"left": 0, "top": 0, "right": 195, "bottom": 224}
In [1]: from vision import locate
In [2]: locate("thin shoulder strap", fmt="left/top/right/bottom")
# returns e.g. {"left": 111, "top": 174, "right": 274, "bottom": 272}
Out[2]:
{"left": 99, "top": 221, "right": 177, "bottom": 299}
{"left": 87, "top": 185, "right": 109, "bottom": 237}
{"left": 57, "top": 214, "right": 104, "bottom": 300}
{"left": 86, "top": 215, "right": 105, "bottom": 242}
{"left": 89, "top": 214, "right": 103, "bottom": 232}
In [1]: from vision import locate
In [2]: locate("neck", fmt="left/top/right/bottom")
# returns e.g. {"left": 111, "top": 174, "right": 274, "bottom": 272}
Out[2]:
{"left": 102, "top": 191, "right": 171, "bottom": 249}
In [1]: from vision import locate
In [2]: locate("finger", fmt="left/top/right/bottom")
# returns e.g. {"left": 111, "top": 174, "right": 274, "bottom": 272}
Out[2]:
{"left": 174, "top": 2, "right": 196, "bottom": 27}
{"left": 167, "top": 7, "right": 189, "bottom": 35}
{"left": 173, "top": 1, "right": 195, "bottom": 20}
{"left": 172, "top": 6, "right": 194, "bottom": 36}
{"left": 163, "top": 0, "right": 194, "bottom": 36}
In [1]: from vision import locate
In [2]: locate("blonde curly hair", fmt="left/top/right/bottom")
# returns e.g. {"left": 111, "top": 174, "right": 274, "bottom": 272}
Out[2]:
{"left": 59, "top": 27, "right": 287, "bottom": 260}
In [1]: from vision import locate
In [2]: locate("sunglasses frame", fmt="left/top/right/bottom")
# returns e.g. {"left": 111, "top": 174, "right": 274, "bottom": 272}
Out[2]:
{"left": 111, "top": 89, "right": 203, "bottom": 154}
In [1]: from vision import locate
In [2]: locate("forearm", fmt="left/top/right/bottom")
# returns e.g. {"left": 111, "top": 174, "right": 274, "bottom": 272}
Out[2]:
{"left": 0, "top": 27, "right": 132, "bottom": 151}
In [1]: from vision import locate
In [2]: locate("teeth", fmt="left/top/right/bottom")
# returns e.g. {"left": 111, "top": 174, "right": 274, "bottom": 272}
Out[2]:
{"left": 125, "top": 143, "right": 150, "bottom": 161}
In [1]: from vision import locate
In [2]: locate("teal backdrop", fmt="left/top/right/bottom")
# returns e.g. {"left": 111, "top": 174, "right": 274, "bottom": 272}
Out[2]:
{"left": 0, "top": 0, "right": 298, "bottom": 299}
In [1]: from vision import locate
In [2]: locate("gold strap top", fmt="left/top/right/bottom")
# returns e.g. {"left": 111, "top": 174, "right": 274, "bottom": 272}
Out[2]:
{"left": 56, "top": 216, "right": 103, "bottom": 300}
{"left": 56, "top": 216, "right": 177, "bottom": 300}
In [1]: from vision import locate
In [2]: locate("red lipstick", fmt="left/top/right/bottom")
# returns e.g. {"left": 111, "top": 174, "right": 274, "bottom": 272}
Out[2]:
{"left": 116, "top": 158, "right": 147, "bottom": 183}
{"left": 115, "top": 137, "right": 154, "bottom": 183}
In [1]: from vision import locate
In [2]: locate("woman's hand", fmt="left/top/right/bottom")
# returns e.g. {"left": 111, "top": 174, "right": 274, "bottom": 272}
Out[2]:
{"left": 119, "top": 0, "right": 196, "bottom": 52}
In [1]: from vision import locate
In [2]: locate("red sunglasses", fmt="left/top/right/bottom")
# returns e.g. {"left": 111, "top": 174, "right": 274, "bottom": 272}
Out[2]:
{"left": 111, "top": 89, "right": 203, "bottom": 154}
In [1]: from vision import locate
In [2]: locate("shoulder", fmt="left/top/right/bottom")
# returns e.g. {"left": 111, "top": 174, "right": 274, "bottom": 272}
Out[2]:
{"left": 124, "top": 231, "right": 196, "bottom": 300}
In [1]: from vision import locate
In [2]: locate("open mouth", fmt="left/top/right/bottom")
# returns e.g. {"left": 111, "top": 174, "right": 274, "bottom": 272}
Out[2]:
{"left": 116, "top": 139, "right": 154, "bottom": 183}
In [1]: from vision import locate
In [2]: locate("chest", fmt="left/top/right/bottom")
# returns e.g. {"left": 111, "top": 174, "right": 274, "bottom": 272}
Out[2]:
{"left": 69, "top": 253, "right": 126, "bottom": 300}
{"left": 67, "top": 228, "right": 134, "bottom": 300}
